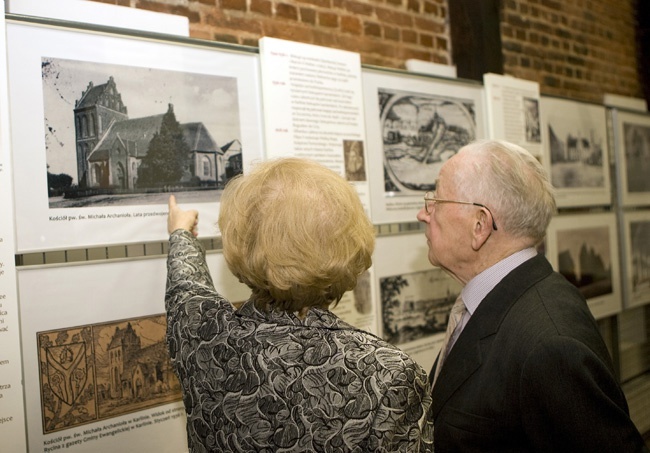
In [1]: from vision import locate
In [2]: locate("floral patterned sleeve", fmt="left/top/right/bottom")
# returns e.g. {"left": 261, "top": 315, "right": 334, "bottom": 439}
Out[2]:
{"left": 166, "top": 229, "right": 217, "bottom": 310}
{"left": 165, "top": 229, "right": 232, "bottom": 373}
{"left": 370, "top": 350, "right": 434, "bottom": 452}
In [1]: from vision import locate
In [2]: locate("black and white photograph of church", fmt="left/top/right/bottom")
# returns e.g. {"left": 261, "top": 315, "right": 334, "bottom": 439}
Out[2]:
{"left": 42, "top": 56, "right": 244, "bottom": 207}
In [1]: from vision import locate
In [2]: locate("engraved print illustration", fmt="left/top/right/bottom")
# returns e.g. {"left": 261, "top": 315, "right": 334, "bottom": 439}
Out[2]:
{"left": 38, "top": 315, "right": 181, "bottom": 433}
{"left": 42, "top": 57, "right": 243, "bottom": 208}
{"left": 381, "top": 268, "right": 461, "bottom": 345}
{"left": 378, "top": 88, "right": 476, "bottom": 194}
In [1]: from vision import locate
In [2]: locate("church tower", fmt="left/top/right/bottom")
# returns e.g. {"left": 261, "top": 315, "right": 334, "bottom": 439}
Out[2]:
{"left": 73, "top": 76, "right": 128, "bottom": 187}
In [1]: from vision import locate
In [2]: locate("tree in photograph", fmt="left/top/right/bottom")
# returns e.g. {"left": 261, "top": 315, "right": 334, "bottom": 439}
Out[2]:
{"left": 47, "top": 165, "right": 74, "bottom": 197}
{"left": 138, "top": 104, "right": 190, "bottom": 188}
{"left": 380, "top": 275, "right": 409, "bottom": 343}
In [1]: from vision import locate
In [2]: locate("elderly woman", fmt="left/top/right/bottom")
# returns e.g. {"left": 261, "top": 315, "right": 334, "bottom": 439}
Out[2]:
{"left": 166, "top": 158, "right": 433, "bottom": 452}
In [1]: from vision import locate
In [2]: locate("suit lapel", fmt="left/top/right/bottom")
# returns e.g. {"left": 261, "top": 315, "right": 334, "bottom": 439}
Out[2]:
{"left": 431, "top": 254, "right": 554, "bottom": 416}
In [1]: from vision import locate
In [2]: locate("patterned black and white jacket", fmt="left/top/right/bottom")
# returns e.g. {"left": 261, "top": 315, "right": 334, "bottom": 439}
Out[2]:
{"left": 165, "top": 229, "right": 434, "bottom": 452}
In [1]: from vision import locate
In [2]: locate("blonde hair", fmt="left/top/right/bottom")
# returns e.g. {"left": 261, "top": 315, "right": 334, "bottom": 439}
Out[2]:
{"left": 218, "top": 158, "right": 375, "bottom": 311}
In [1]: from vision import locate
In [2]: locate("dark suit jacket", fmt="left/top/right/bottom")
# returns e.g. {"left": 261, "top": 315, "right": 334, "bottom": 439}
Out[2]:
{"left": 430, "top": 254, "right": 647, "bottom": 453}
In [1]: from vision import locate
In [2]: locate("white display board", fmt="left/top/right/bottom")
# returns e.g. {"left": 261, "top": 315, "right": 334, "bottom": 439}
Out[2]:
{"left": 0, "top": 2, "right": 28, "bottom": 451}
{"left": 6, "top": 20, "right": 265, "bottom": 252}
{"left": 17, "top": 252, "right": 250, "bottom": 452}
{"left": 259, "top": 37, "right": 372, "bottom": 214}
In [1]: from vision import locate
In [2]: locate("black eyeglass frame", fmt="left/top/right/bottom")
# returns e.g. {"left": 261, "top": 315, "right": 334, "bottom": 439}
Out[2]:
{"left": 423, "top": 192, "right": 498, "bottom": 231}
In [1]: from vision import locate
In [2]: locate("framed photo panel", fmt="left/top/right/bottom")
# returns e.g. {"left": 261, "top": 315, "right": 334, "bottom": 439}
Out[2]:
{"left": 362, "top": 67, "right": 487, "bottom": 224}
{"left": 17, "top": 252, "right": 250, "bottom": 451}
{"left": 373, "top": 232, "right": 462, "bottom": 372}
{"left": 612, "top": 109, "right": 650, "bottom": 207}
{"left": 545, "top": 212, "right": 622, "bottom": 319}
{"left": 5, "top": 19, "right": 265, "bottom": 252}
{"left": 620, "top": 210, "right": 650, "bottom": 308}
{"left": 540, "top": 96, "right": 611, "bottom": 208}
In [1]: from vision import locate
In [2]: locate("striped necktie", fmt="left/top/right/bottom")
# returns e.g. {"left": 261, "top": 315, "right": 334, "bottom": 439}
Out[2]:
{"left": 432, "top": 295, "right": 467, "bottom": 387}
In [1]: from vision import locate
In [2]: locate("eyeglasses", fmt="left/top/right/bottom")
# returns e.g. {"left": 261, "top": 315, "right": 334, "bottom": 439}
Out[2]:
{"left": 424, "top": 191, "right": 498, "bottom": 231}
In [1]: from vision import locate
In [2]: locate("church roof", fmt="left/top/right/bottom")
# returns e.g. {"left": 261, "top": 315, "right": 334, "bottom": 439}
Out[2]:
{"left": 221, "top": 139, "right": 242, "bottom": 159}
{"left": 88, "top": 115, "right": 218, "bottom": 162}
{"left": 181, "top": 122, "right": 220, "bottom": 153}
{"left": 77, "top": 83, "right": 107, "bottom": 109}
{"left": 89, "top": 114, "right": 165, "bottom": 162}
{"left": 75, "top": 77, "right": 127, "bottom": 114}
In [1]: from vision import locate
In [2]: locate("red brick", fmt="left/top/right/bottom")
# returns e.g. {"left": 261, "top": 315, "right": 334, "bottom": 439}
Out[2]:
{"left": 423, "top": 1, "right": 438, "bottom": 14}
{"left": 413, "top": 17, "right": 444, "bottom": 33}
{"left": 375, "top": 7, "right": 412, "bottom": 27}
{"left": 221, "top": 0, "right": 247, "bottom": 12}
{"left": 407, "top": 0, "right": 419, "bottom": 13}
{"left": 276, "top": 3, "right": 298, "bottom": 20}
{"left": 213, "top": 33, "right": 239, "bottom": 43}
{"left": 318, "top": 11, "right": 339, "bottom": 28}
{"left": 220, "top": 16, "right": 264, "bottom": 34}
{"left": 384, "top": 25, "right": 399, "bottom": 41}
{"left": 264, "top": 20, "right": 313, "bottom": 42}
{"left": 300, "top": 7, "right": 317, "bottom": 25}
{"left": 402, "top": 29, "right": 417, "bottom": 44}
{"left": 295, "top": 0, "right": 331, "bottom": 7}
{"left": 364, "top": 21, "right": 382, "bottom": 37}
{"left": 341, "top": 16, "right": 362, "bottom": 35}
{"left": 419, "top": 33, "right": 433, "bottom": 47}
{"left": 251, "top": 0, "right": 272, "bottom": 14}
{"left": 342, "top": 1, "right": 373, "bottom": 17}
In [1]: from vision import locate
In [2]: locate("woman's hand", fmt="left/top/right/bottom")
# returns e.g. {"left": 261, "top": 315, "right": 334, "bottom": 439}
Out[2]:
{"left": 167, "top": 195, "right": 199, "bottom": 236}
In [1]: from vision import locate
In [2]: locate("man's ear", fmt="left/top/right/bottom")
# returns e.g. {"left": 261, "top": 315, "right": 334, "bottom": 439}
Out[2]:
{"left": 471, "top": 208, "right": 493, "bottom": 250}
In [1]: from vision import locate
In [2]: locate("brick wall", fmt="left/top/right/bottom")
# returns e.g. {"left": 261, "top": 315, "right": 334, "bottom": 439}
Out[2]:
{"left": 501, "top": 0, "right": 641, "bottom": 103}
{"left": 95, "top": 0, "right": 450, "bottom": 69}
{"left": 92, "top": 0, "right": 642, "bottom": 104}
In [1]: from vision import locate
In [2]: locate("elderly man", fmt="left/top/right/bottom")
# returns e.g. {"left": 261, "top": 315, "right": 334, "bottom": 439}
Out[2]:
{"left": 418, "top": 139, "right": 647, "bottom": 452}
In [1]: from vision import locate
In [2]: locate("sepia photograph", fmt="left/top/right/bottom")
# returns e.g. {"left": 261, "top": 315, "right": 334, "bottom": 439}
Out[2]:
{"left": 546, "top": 213, "right": 622, "bottom": 319}
{"left": 343, "top": 139, "right": 367, "bottom": 182}
{"left": 556, "top": 226, "right": 612, "bottom": 300}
